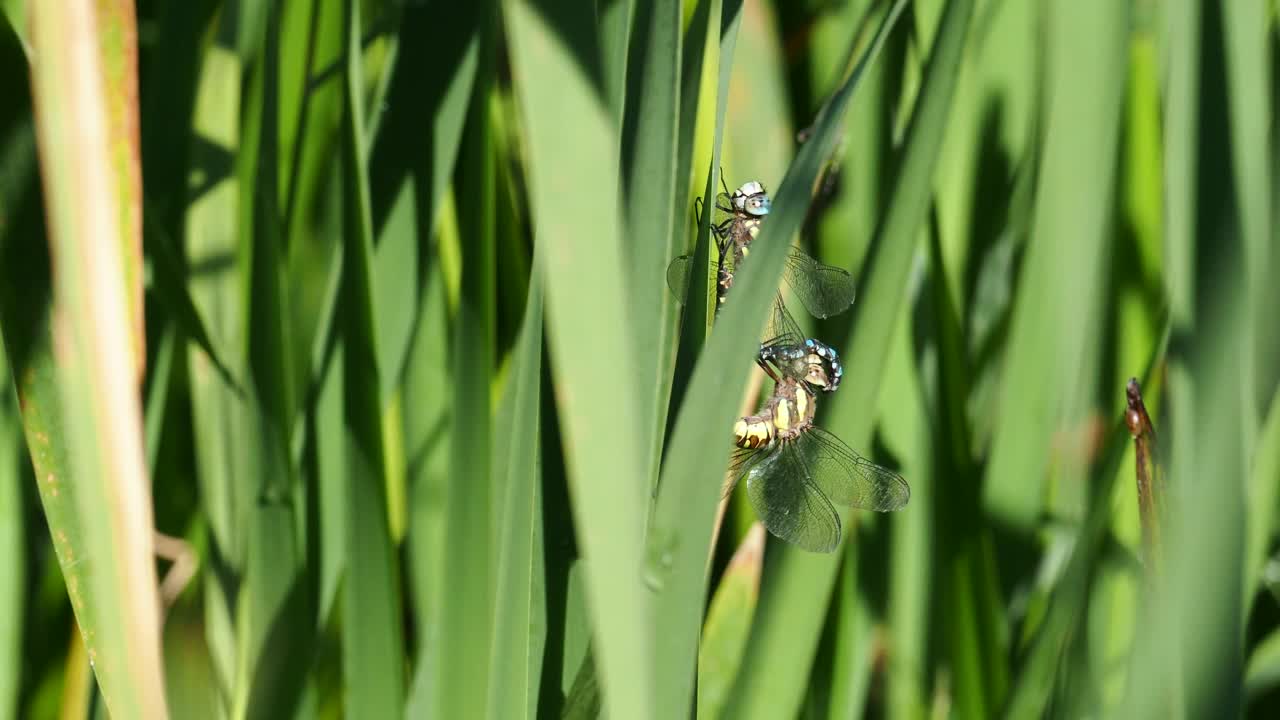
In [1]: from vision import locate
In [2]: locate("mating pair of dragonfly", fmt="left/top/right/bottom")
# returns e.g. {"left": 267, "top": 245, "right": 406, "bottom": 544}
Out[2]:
{"left": 668, "top": 180, "right": 909, "bottom": 553}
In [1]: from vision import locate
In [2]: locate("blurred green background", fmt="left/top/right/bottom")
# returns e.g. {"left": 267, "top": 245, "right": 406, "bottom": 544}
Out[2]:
{"left": 0, "top": 0, "right": 1277, "bottom": 717}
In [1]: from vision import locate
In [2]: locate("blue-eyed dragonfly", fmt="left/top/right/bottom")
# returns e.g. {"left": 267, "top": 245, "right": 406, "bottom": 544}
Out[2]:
{"left": 723, "top": 298, "right": 909, "bottom": 552}
{"left": 666, "top": 180, "right": 857, "bottom": 319}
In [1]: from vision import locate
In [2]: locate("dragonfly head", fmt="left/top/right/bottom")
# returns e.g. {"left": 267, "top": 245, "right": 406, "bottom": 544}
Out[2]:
{"left": 732, "top": 181, "right": 771, "bottom": 217}
{"left": 800, "top": 339, "right": 842, "bottom": 393}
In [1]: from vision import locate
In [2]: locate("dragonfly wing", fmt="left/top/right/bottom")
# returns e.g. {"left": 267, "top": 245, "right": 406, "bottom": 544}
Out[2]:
{"left": 743, "top": 442, "right": 842, "bottom": 553}
{"left": 783, "top": 249, "right": 857, "bottom": 318}
{"left": 714, "top": 192, "right": 736, "bottom": 218}
{"left": 666, "top": 254, "right": 693, "bottom": 303}
{"left": 796, "top": 426, "right": 910, "bottom": 511}
{"left": 724, "top": 446, "right": 764, "bottom": 500}
{"left": 761, "top": 296, "right": 806, "bottom": 351}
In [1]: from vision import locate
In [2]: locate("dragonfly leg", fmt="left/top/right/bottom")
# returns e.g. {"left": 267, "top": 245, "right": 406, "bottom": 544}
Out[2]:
{"left": 756, "top": 357, "right": 780, "bottom": 383}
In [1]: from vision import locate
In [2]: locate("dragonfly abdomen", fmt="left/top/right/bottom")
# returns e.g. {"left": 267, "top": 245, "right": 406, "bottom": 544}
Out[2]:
{"left": 733, "top": 415, "right": 774, "bottom": 449}
{"left": 733, "top": 379, "right": 816, "bottom": 449}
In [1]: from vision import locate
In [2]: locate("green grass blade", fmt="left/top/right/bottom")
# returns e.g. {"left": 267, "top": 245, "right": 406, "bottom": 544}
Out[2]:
{"left": 1221, "top": 0, "right": 1273, "bottom": 410}
{"left": 0, "top": 2, "right": 25, "bottom": 57}
{"left": 929, "top": 209, "right": 1007, "bottom": 715}
{"left": 504, "top": 0, "right": 654, "bottom": 715}
{"left": 486, "top": 272, "right": 546, "bottom": 720}
{"left": 811, "top": 0, "right": 900, "bottom": 275}
{"left": 278, "top": 0, "right": 345, "bottom": 408}
{"left": 339, "top": 1, "right": 405, "bottom": 714}
{"left": 1246, "top": 625, "right": 1280, "bottom": 702}
{"left": 651, "top": 3, "right": 911, "bottom": 715}
{"left": 826, "top": 538, "right": 876, "bottom": 719}
{"left": 879, "top": 304, "right": 934, "bottom": 720}
{"left": 1003, "top": 326, "right": 1168, "bottom": 717}
{"left": 665, "top": 0, "right": 737, "bottom": 443}
{"left": 136, "top": 2, "right": 241, "bottom": 392}
{"left": 313, "top": 324, "right": 346, "bottom": 629}
{"left": 437, "top": 13, "right": 499, "bottom": 716}
{"left": 1245, "top": 387, "right": 1280, "bottom": 608}
{"left": 366, "top": 2, "right": 481, "bottom": 394}
{"left": 145, "top": 209, "right": 242, "bottom": 393}
{"left": 1152, "top": 2, "right": 1199, "bottom": 709}
{"left": 697, "top": 526, "right": 763, "bottom": 720}
{"left": 0, "top": 49, "right": 39, "bottom": 720}
{"left": 598, "top": 0, "right": 634, "bottom": 122}
{"left": 0, "top": 348, "right": 23, "bottom": 720}
{"left": 561, "top": 646, "right": 603, "bottom": 719}
{"left": 720, "top": 0, "right": 790, "bottom": 187}
{"left": 232, "top": 7, "right": 311, "bottom": 715}
{"left": 1162, "top": 5, "right": 1249, "bottom": 713}
{"left": 981, "top": 0, "right": 1128, "bottom": 532}
{"left": 621, "top": 0, "right": 682, "bottom": 498}
{"left": 400, "top": 261, "right": 452, "bottom": 704}
{"left": 1162, "top": 0, "right": 1199, "bottom": 334}
{"left": 182, "top": 32, "right": 245, "bottom": 701}
{"left": 25, "top": 1, "right": 167, "bottom": 715}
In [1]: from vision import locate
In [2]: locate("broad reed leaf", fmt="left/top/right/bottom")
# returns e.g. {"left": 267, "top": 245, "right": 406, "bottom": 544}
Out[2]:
{"left": 1245, "top": 388, "right": 1280, "bottom": 607}
{"left": 504, "top": 0, "right": 654, "bottom": 714}
{"left": 1159, "top": 4, "right": 1250, "bottom": 714}
{"left": 982, "top": 0, "right": 1128, "bottom": 531}
{"left": 665, "top": 0, "right": 739, "bottom": 450}
{"left": 697, "top": 525, "right": 764, "bottom": 720}
{"left": 1221, "top": 0, "right": 1273, "bottom": 410}
{"left": 486, "top": 273, "right": 546, "bottom": 719}
{"left": 879, "top": 301, "right": 934, "bottom": 720}
{"left": 338, "top": 1, "right": 405, "bottom": 715}
{"left": 232, "top": 8, "right": 310, "bottom": 717}
{"left": 599, "top": 0, "right": 634, "bottom": 122}
{"left": 437, "top": 9, "right": 499, "bottom": 716}
{"left": 1003, "top": 325, "right": 1168, "bottom": 718}
{"left": 1245, "top": 625, "right": 1280, "bottom": 702}
{"left": 182, "top": 31, "right": 247, "bottom": 700}
{"left": 401, "top": 264, "right": 453, "bottom": 711}
{"left": 366, "top": 1, "right": 485, "bottom": 393}
{"left": 621, "top": 0, "right": 682, "bottom": 498}
{"left": 0, "top": 2, "right": 25, "bottom": 56}
{"left": 0, "top": 347, "right": 23, "bottom": 719}
{"left": 0, "top": 47, "right": 41, "bottom": 720}
{"left": 25, "top": 1, "right": 166, "bottom": 715}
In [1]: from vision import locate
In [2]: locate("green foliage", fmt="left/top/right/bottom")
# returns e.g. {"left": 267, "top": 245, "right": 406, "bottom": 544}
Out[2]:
{"left": 0, "top": 0, "right": 1278, "bottom": 717}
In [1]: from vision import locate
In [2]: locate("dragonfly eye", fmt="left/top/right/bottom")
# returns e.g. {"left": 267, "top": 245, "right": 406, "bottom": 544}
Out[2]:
{"left": 746, "top": 195, "right": 771, "bottom": 216}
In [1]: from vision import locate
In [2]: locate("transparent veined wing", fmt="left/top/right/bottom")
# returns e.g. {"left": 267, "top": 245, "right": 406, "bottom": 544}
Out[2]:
{"left": 782, "top": 249, "right": 856, "bottom": 318}
{"left": 792, "top": 426, "right": 910, "bottom": 511}
{"left": 666, "top": 239, "right": 734, "bottom": 306}
{"left": 712, "top": 192, "right": 736, "bottom": 225}
{"left": 760, "top": 296, "right": 806, "bottom": 353}
{"left": 738, "top": 441, "right": 843, "bottom": 553}
{"left": 666, "top": 254, "right": 694, "bottom": 302}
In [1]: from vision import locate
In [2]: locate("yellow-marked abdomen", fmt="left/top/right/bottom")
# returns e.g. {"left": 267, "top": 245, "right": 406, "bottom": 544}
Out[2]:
{"left": 733, "top": 417, "right": 773, "bottom": 449}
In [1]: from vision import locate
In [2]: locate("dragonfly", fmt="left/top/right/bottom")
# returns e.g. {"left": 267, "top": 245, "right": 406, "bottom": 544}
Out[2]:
{"left": 726, "top": 313, "right": 909, "bottom": 552}
{"left": 666, "top": 179, "right": 857, "bottom": 319}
